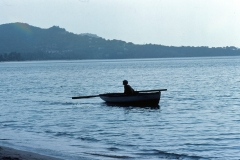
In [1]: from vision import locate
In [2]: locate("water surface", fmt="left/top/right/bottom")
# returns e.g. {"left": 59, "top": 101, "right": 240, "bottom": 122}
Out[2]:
{"left": 0, "top": 57, "right": 240, "bottom": 159}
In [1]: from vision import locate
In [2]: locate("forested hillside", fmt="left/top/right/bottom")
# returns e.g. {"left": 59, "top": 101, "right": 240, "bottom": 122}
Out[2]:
{"left": 0, "top": 22, "right": 240, "bottom": 61}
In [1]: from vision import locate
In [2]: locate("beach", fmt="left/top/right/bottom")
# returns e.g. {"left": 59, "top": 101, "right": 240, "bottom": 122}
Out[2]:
{"left": 0, "top": 146, "right": 62, "bottom": 160}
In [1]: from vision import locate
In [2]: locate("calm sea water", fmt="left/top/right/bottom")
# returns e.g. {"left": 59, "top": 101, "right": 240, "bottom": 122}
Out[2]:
{"left": 0, "top": 57, "right": 240, "bottom": 160}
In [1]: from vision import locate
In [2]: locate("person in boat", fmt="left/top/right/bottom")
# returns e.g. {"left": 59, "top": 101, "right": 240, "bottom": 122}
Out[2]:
{"left": 123, "top": 80, "right": 135, "bottom": 95}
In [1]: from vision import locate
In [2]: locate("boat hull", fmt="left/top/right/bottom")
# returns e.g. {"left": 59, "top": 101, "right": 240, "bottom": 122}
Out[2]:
{"left": 99, "top": 91, "right": 161, "bottom": 106}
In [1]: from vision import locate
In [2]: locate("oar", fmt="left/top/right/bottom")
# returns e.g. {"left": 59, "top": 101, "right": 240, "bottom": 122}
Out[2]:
{"left": 72, "top": 89, "right": 167, "bottom": 99}
{"left": 72, "top": 95, "right": 100, "bottom": 99}
{"left": 136, "top": 89, "right": 167, "bottom": 92}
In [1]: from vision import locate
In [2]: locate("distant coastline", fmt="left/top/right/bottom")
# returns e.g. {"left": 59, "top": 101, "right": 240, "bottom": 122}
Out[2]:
{"left": 1, "top": 22, "right": 240, "bottom": 62}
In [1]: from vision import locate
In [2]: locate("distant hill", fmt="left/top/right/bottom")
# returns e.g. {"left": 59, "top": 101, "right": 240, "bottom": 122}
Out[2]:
{"left": 0, "top": 22, "right": 240, "bottom": 61}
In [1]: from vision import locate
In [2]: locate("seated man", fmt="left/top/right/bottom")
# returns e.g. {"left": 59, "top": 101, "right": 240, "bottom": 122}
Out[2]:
{"left": 123, "top": 80, "right": 135, "bottom": 95}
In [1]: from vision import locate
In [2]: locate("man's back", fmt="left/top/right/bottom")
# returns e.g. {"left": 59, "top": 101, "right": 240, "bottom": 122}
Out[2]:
{"left": 124, "top": 84, "right": 134, "bottom": 95}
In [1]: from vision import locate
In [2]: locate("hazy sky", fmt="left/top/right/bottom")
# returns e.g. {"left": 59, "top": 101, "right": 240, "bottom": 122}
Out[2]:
{"left": 1, "top": 0, "right": 240, "bottom": 47}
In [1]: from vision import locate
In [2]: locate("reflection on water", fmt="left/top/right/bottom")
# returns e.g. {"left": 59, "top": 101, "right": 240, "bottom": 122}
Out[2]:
{"left": 105, "top": 102, "right": 160, "bottom": 109}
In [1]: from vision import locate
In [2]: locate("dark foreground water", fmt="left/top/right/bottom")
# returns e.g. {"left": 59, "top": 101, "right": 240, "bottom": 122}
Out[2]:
{"left": 0, "top": 57, "right": 240, "bottom": 160}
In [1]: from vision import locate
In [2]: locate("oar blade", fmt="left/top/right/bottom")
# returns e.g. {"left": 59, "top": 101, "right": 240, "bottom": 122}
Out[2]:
{"left": 72, "top": 95, "right": 99, "bottom": 99}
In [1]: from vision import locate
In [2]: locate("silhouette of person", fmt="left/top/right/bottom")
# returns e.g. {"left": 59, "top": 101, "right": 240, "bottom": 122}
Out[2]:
{"left": 123, "top": 80, "right": 135, "bottom": 95}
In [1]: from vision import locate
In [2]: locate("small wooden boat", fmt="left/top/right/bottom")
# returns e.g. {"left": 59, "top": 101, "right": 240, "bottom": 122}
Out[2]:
{"left": 99, "top": 91, "right": 161, "bottom": 106}
{"left": 72, "top": 89, "right": 167, "bottom": 106}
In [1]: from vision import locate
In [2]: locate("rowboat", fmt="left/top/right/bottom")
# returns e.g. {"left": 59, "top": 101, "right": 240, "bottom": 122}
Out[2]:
{"left": 72, "top": 89, "right": 167, "bottom": 106}
{"left": 99, "top": 91, "right": 161, "bottom": 106}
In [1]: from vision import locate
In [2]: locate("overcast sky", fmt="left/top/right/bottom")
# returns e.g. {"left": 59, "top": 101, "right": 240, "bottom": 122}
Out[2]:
{"left": 1, "top": 0, "right": 240, "bottom": 47}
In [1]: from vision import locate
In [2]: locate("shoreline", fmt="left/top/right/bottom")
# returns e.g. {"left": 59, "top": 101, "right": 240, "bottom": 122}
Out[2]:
{"left": 0, "top": 145, "right": 62, "bottom": 160}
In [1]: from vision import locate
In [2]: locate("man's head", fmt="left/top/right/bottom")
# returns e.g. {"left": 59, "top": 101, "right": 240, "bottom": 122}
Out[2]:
{"left": 123, "top": 80, "right": 128, "bottom": 85}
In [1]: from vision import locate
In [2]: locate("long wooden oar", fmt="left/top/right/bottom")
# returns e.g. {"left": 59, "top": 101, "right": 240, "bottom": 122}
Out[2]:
{"left": 136, "top": 89, "right": 167, "bottom": 92}
{"left": 72, "top": 89, "right": 167, "bottom": 99}
{"left": 72, "top": 95, "right": 100, "bottom": 99}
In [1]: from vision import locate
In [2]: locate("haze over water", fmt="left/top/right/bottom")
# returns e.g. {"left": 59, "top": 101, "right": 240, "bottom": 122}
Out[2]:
{"left": 0, "top": 57, "right": 240, "bottom": 159}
